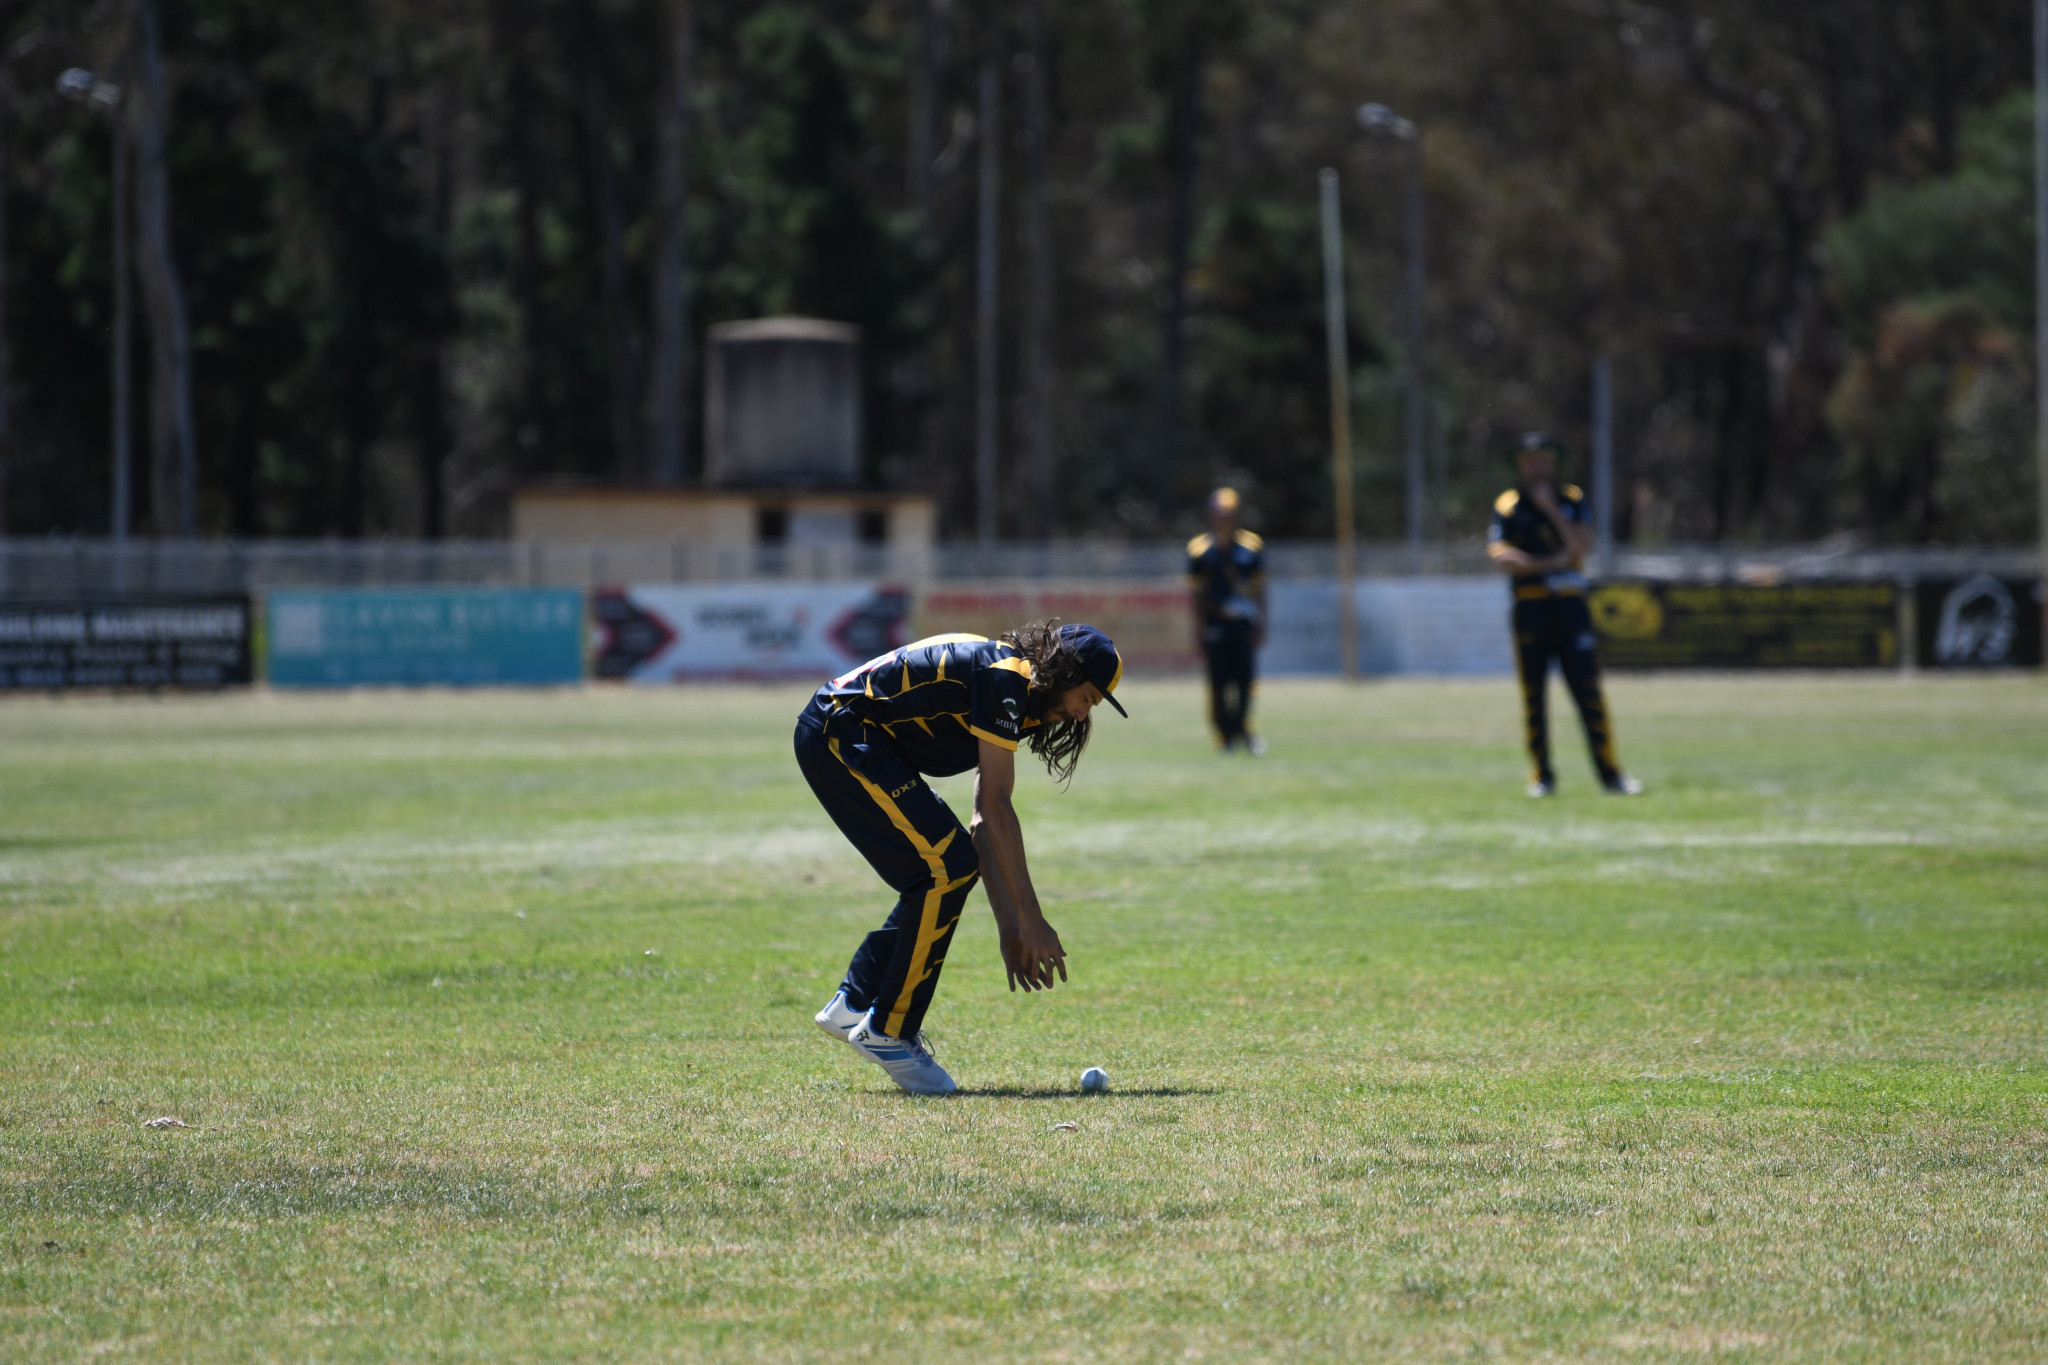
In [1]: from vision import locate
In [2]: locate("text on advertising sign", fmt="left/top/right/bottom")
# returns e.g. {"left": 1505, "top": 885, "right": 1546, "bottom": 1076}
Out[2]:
{"left": 266, "top": 588, "right": 585, "bottom": 687}
{"left": 0, "top": 599, "right": 252, "bottom": 689}
{"left": 1588, "top": 581, "right": 1899, "bottom": 668}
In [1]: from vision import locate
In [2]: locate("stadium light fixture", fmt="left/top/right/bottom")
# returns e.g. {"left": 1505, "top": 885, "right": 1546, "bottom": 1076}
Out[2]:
{"left": 1354, "top": 103, "right": 1427, "bottom": 568}
{"left": 56, "top": 67, "right": 120, "bottom": 108}
{"left": 1354, "top": 102, "right": 1416, "bottom": 141}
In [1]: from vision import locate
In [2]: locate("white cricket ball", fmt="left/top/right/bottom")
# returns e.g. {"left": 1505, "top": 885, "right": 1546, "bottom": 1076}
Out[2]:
{"left": 1080, "top": 1066, "right": 1109, "bottom": 1093}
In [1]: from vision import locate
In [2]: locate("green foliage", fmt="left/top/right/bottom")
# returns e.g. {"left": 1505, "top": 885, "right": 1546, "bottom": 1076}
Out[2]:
{"left": 0, "top": 1, "right": 2036, "bottom": 541}
{"left": 698, "top": 3, "right": 920, "bottom": 462}
{"left": 1825, "top": 91, "right": 2036, "bottom": 346}
{"left": 1824, "top": 94, "right": 2038, "bottom": 542}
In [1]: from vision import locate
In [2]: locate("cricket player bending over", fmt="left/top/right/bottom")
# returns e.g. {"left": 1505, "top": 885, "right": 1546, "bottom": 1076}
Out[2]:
{"left": 796, "top": 621, "right": 1127, "bottom": 1094}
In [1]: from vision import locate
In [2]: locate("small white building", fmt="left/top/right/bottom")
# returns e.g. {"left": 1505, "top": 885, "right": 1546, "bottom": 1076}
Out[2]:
{"left": 511, "top": 315, "right": 933, "bottom": 561}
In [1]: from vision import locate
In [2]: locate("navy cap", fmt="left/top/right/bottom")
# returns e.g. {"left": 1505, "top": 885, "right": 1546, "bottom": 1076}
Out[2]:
{"left": 1511, "top": 431, "right": 1568, "bottom": 466}
{"left": 1058, "top": 623, "right": 1128, "bottom": 717}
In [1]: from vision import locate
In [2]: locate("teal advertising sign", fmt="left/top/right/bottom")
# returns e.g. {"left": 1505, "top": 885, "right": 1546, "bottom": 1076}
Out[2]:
{"left": 266, "top": 589, "right": 585, "bottom": 687}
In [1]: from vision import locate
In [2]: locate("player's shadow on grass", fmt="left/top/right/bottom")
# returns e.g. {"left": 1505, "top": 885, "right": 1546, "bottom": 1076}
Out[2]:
{"left": 948, "top": 1085, "right": 1217, "bottom": 1099}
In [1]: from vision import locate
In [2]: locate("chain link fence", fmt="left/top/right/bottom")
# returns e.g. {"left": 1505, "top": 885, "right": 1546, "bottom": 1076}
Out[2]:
{"left": 0, "top": 536, "right": 2038, "bottom": 600}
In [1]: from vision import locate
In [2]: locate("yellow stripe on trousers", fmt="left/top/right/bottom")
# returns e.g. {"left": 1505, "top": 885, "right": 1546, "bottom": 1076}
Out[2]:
{"left": 829, "top": 737, "right": 980, "bottom": 1037}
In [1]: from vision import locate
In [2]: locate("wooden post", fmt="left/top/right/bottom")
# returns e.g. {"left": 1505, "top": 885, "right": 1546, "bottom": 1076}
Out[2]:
{"left": 1320, "top": 169, "right": 1359, "bottom": 681}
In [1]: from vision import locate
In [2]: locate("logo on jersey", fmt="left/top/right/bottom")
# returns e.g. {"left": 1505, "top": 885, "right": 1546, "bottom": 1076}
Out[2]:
{"left": 1000, "top": 696, "right": 1021, "bottom": 723}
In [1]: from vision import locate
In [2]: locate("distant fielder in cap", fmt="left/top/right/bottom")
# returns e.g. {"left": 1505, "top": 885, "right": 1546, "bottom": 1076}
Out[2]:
{"left": 1187, "top": 487, "right": 1267, "bottom": 754}
{"left": 1487, "top": 433, "right": 1642, "bottom": 798}
{"left": 796, "top": 621, "right": 1127, "bottom": 1094}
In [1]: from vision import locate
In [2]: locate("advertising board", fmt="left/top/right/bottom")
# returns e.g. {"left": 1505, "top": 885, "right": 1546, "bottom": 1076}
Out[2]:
{"left": 594, "top": 582, "right": 909, "bottom": 681}
{"left": 267, "top": 588, "right": 584, "bottom": 687}
{"left": 1914, "top": 575, "right": 2044, "bottom": 668}
{"left": 0, "top": 598, "right": 252, "bottom": 689}
{"left": 1587, "top": 581, "right": 1898, "bottom": 668}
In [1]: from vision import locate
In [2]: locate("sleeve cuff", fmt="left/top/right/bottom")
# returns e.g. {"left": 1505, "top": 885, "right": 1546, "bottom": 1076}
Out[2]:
{"left": 969, "top": 725, "right": 1021, "bottom": 751}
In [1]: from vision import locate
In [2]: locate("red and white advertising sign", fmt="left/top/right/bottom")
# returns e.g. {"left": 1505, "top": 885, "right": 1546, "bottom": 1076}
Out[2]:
{"left": 593, "top": 583, "right": 910, "bottom": 682}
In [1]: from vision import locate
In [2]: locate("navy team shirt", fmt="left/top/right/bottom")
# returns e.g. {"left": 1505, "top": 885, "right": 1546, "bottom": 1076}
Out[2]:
{"left": 1187, "top": 529, "right": 1266, "bottom": 626}
{"left": 799, "top": 634, "right": 1036, "bottom": 777}
{"left": 1489, "top": 484, "right": 1589, "bottom": 599}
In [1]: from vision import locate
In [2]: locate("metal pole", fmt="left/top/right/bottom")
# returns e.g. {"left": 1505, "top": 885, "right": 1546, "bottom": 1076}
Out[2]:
{"left": 1591, "top": 353, "right": 1613, "bottom": 576}
{"left": 975, "top": 49, "right": 1001, "bottom": 548}
{"left": 1403, "top": 137, "right": 1425, "bottom": 568}
{"left": 2036, "top": 0, "right": 2048, "bottom": 650}
{"left": 112, "top": 120, "right": 133, "bottom": 546}
{"left": 1320, "top": 169, "right": 1360, "bottom": 682}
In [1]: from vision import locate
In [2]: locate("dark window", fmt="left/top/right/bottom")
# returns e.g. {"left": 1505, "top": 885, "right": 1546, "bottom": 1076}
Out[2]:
{"left": 857, "top": 508, "right": 889, "bottom": 545}
{"left": 756, "top": 506, "right": 789, "bottom": 543}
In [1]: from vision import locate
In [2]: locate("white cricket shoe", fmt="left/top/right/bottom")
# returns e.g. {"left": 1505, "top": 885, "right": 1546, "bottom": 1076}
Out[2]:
{"left": 814, "top": 988, "right": 864, "bottom": 1043}
{"left": 1527, "top": 778, "right": 1556, "bottom": 798}
{"left": 1603, "top": 774, "right": 1644, "bottom": 796}
{"left": 844, "top": 1014, "right": 957, "bottom": 1095}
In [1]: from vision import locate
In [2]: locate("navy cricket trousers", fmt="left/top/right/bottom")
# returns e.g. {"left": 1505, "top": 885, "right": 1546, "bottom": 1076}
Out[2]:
{"left": 1202, "top": 620, "right": 1257, "bottom": 747}
{"left": 794, "top": 717, "right": 981, "bottom": 1039}
{"left": 1511, "top": 595, "right": 1622, "bottom": 787}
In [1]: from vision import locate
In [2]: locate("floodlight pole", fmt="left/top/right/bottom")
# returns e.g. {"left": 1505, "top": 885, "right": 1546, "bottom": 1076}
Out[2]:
{"left": 1319, "top": 169, "right": 1360, "bottom": 681}
{"left": 1401, "top": 135, "right": 1425, "bottom": 569}
{"left": 2036, "top": 0, "right": 2048, "bottom": 655}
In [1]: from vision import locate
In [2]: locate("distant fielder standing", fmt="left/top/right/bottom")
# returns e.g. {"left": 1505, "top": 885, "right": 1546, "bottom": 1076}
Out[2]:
{"left": 1487, "top": 433, "right": 1642, "bottom": 797}
{"left": 798, "top": 621, "right": 1127, "bottom": 1094}
{"left": 1187, "top": 487, "right": 1267, "bottom": 754}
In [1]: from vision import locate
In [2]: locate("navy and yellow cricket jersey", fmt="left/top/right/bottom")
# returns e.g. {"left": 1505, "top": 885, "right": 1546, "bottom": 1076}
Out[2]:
{"left": 1187, "top": 529, "right": 1266, "bottom": 623}
{"left": 1488, "top": 485, "right": 1590, "bottom": 599}
{"left": 798, "top": 634, "right": 1036, "bottom": 777}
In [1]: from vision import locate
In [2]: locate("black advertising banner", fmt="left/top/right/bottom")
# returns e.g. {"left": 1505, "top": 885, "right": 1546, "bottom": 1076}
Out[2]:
{"left": 1915, "top": 575, "right": 2044, "bottom": 667}
{"left": 1588, "top": 581, "right": 1898, "bottom": 668}
{"left": 0, "top": 599, "right": 253, "bottom": 689}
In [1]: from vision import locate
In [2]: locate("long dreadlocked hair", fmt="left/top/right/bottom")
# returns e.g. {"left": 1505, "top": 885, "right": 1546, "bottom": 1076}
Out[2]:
{"left": 998, "top": 618, "right": 1092, "bottom": 783}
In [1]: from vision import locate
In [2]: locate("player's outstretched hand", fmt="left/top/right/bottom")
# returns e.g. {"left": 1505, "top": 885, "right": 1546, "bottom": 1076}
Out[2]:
{"left": 1002, "top": 917, "right": 1067, "bottom": 992}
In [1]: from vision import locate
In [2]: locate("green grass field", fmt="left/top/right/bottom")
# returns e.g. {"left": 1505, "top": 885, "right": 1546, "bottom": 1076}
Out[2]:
{"left": 3, "top": 674, "right": 2045, "bottom": 1362}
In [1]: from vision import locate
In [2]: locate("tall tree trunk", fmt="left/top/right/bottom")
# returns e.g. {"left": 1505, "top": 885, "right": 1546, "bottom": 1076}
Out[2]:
{"left": 908, "top": 0, "right": 939, "bottom": 229}
{"left": 127, "top": 0, "right": 197, "bottom": 536}
{"left": 1018, "top": 0, "right": 1054, "bottom": 536}
{"left": 228, "top": 387, "right": 259, "bottom": 535}
{"left": 1684, "top": 26, "right": 1816, "bottom": 538}
{"left": 0, "top": 68, "right": 9, "bottom": 540}
{"left": 504, "top": 0, "right": 550, "bottom": 474}
{"left": 578, "top": 0, "right": 642, "bottom": 481}
{"left": 974, "top": 45, "right": 1000, "bottom": 546}
{"left": 112, "top": 105, "right": 134, "bottom": 540}
{"left": 915, "top": 0, "right": 956, "bottom": 508}
{"left": 646, "top": 0, "right": 693, "bottom": 485}
{"left": 416, "top": 80, "right": 455, "bottom": 539}
{"left": 1155, "top": 30, "right": 1202, "bottom": 508}
{"left": 340, "top": 73, "right": 390, "bottom": 538}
